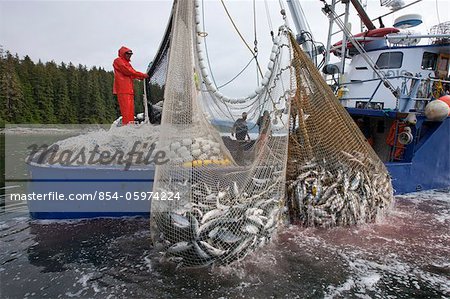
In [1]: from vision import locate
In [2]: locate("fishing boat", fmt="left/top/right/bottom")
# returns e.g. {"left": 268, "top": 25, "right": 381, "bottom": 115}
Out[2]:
{"left": 301, "top": 0, "right": 450, "bottom": 194}
{"left": 25, "top": 0, "right": 449, "bottom": 220}
{"left": 145, "top": 0, "right": 450, "bottom": 194}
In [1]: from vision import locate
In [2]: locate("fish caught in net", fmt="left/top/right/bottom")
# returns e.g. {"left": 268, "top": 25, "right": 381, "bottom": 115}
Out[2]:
{"left": 150, "top": 0, "right": 293, "bottom": 268}
{"left": 149, "top": 0, "right": 394, "bottom": 268}
{"left": 286, "top": 33, "right": 394, "bottom": 227}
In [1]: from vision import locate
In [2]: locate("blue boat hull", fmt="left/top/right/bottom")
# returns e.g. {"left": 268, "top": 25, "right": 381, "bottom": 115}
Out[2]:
{"left": 27, "top": 164, "right": 154, "bottom": 219}
{"left": 347, "top": 108, "right": 450, "bottom": 194}
{"left": 386, "top": 117, "right": 450, "bottom": 194}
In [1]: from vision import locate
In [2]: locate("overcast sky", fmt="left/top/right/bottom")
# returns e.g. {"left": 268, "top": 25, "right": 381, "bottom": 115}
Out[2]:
{"left": 1, "top": 0, "right": 449, "bottom": 97}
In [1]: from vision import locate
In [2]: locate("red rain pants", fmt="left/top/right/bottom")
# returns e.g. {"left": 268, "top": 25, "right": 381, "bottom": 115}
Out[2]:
{"left": 117, "top": 94, "right": 134, "bottom": 125}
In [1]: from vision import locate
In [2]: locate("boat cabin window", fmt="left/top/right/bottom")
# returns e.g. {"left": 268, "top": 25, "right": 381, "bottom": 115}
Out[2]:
{"left": 375, "top": 52, "right": 403, "bottom": 69}
{"left": 421, "top": 52, "right": 438, "bottom": 70}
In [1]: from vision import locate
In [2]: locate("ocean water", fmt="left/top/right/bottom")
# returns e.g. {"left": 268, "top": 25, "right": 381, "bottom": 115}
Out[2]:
{"left": 0, "top": 188, "right": 449, "bottom": 298}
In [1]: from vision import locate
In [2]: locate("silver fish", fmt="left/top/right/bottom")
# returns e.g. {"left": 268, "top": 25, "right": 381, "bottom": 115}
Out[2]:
{"left": 167, "top": 241, "right": 192, "bottom": 254}
{"left": 297, "top": 170, "right": 313, "bottom": 181}
{"left": 350, "top": 173, "right": 361, "bottom": 191}
{"left": 205, "top": 193, "right": 217, "bottom": 202}
{"left": 204, "top": 182, "right": 212, "bottom": 195}
{"left": 193, "top": 241, "right": 211, "bottom": 260}
{"left": 201, "top": 208, "right": 226, "bottom": 224}
{"left": 217, "top": 229, "right": 242, "bottom": 244}
{"left": 252, "top": 177, "right": 270, "bottom": 186}
{"left": 242, "top": 223, "right": 259, "bottom": 234}
{"left": 245, "top": 208, "right": 263, "bottom": 217}
{"left": 258, "top": 236, "right": 267, "bottom": 247}
{"left": 208, "top": 226, "right": 220, "bottom": 239}
{"left": 321, "top": 182, "right": 338, "bottom": 200}
{"left": 300, "top": 162, "right": 317, "bottom": 171}
{"left": 247, "top": 215, "right": 265, "bottom": 226}
{"left": 264, "top": 215, "right": 276, "bottom": 230}
{"left": 199, "top": 241, "right": 226, "bottom": 257}
{"left": 343, "top": 174, "right": 350, "bottom": 192}
{"left": 231, "top": 181, "right": 239, "bottom": 198}
{"left": 228, "top": 236, "right": 253, "bottom": 258}
{"left": 188, "top": 212, "right": 199, "bottom": 238}
{"left": 171, "top": 213, "right": 190, "bottom": 229}
{"left": 217, "top": 191, "right": 227, "bottom": 200}
{"left": 216, "top": 197, "right": 229, "bottom": 210}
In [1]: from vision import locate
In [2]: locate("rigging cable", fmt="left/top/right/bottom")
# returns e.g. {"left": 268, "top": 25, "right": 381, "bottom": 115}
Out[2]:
{"left": 220, "top": 0, "right": 263, "bottom": 77}
{"left": 200, "top": 0, "right": 236, "bottom": 120}
{"left": 264, "top": 0, "right": 275, "bottom": 41}
{"left": 217, "top": 56, "right": 256, "bottom": 89}
{"left": 201, "top": 0, "right": 218, "bottom": 87}
{"left": 370, "top": 0, "right": 423, "bottom": 22}
{"left": 435, "top": 0, "right": 441, "bottom": 26}
{"left": 253, "top": 0, "right": 260, "bottom": 86}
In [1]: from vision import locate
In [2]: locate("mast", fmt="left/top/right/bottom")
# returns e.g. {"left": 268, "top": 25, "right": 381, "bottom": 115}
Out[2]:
{"left": 349, "top": 0, "right": 375, "bottom": 30}
{"left": 286, "top": 0, "right": 314, "bottom": 61}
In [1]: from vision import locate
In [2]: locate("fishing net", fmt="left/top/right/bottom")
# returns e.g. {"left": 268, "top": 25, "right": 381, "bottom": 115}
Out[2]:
{"left": 286, "top": 33, "right": 394, "bottom": 227}
{"left": 145, "top": 2, "right": 174, "bottom": 123}
{"left": 149, "top": 0, "right": 394, "bottom": 268}
{"left": 150, "top": 0, "right": 293, "bottom": 268}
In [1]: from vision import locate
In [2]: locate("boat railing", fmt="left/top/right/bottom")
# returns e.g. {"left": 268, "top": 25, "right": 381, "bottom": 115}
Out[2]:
{"left": 336, "top": 75, "right": 450, "bottom": 112}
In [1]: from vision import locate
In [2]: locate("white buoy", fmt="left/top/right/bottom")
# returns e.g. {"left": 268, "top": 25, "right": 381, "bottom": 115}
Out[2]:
{"left": 425, "top": 100, "right": 450, "bottom": 121}
{"left": 248, "top": 92, "right": 257, "bottom": 99}
{"left": 255, "top": 87, "right": 264, "bottom": 94}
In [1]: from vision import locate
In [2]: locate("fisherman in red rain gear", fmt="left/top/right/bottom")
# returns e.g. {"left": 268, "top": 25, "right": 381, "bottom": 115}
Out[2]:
{"left": 113, "top": 46, "right": 149, "bottom": 125}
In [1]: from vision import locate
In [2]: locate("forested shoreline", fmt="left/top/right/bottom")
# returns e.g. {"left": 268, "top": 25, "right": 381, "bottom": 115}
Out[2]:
{"left": 0, "top": 49, "right": 145, "bottom": 125}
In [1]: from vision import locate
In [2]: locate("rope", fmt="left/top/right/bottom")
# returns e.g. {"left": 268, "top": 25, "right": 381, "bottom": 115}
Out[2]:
{"left": 253, "top": 0, "right": 260, "bottom": 86}
{"left": 202, "top": 0, "right": 218, "bottom": 87}
{"left": 217, "top": 56, "right": 256, "bottom": 89}
{"left": 220, "top": 0, "right": 263, "bottom": 77}
{"left": 264, "top": 0, "right": 274, "bottom": 40}
{"left": 435, "top": 0, "right": 441, "bottom": 26}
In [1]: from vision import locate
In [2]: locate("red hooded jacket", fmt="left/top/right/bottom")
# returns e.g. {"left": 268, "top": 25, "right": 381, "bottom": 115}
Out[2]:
{"left": 113, "top": 46, "right": 148, "bottom": 94}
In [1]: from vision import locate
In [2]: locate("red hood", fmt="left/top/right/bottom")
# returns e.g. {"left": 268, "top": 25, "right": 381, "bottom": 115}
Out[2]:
{"left": 118, "top": 46, "right": 132, "bottom": 61}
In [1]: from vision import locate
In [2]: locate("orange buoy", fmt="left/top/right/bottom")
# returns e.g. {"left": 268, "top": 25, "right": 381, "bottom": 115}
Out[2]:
{"left": 438, "top": 95, "right": 450, "bottom": 116}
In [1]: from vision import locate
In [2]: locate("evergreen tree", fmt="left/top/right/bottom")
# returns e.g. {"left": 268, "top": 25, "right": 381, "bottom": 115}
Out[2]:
{"left": 54, "top": 72, "right": 76, "bottom": 123}
{"left": 98, "top": 67, "right": 116, "bottom": 123}
{"left": 134, "top": 80, "right": 144, "bottom": 114}
{"left": 86, "top": 68, "right": 107, "bottom": 123}
{"left": 33, "top": 61, "right": 56, "bottom": 123}
{"left": 66, "top": 62, "right": 82, "bottom": 123}
{"left": 149, "top": 82, "right": 165, "bottom": 104}
{"left": 0, "top": 52, "right": 26, "bottom": 124}
{"left": 0, "top": 50, "right": 121, "bottom": 124}
{"left": 16, "top": 55, "right": 39, "bottom": 122}
{"left": 77, "top": 64, "right": 91, "bottom": 123}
